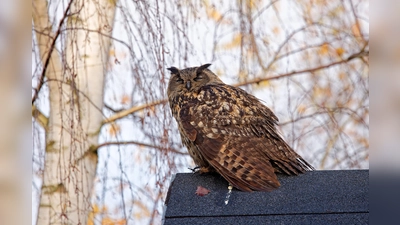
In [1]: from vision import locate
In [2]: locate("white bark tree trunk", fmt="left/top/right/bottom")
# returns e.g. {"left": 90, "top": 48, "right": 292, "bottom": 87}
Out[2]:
{"left": 33, "top": 0, "right": 117, "bottom": 224}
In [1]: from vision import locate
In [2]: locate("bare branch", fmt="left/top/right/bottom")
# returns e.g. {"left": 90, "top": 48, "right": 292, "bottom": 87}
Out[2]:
{"left": 32, "top": 0, "right": 73, "bottom": 104}
{"left": 234, "top": 50, "right": 368, "bottom": 87}
{"left": 102, "top": 49, "right": 368, "bottom": 125}
{"left": 279, "top": 106, "right": 369, "bottom": 128}
{"left": 349, "top": 0, "right": 367, "bottom": 44}
{"left": 251, "top": 0, "right": 280, "bottom": 21}
{"left": 279, "top": 111, "right": 328, "bottom": 126}
{"left": 93, "top": 141, "right": 187, "bottom": 155}
{"left": 104, "top": 104, "right": 125, "bottom": 113}
{"left": 102, "top": 99, "right": 168, "bottom": 125}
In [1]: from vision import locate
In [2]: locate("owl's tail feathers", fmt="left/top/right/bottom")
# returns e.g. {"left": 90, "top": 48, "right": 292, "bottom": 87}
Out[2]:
{"left": 209, "top": 158, "right": 281, "bottom": 192}
{"left": 270, "top": 156, "right": 314, "bottom": 176}
{"left": 296, "top": 157, "right": 315, "bottom": 171}
{"left": 263, "top": 140, "right": 315, "bottom": 175}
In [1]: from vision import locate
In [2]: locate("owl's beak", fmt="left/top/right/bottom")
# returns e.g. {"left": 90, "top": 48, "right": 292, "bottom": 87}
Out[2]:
{"left": 186, "top": 81, "right": 191, "bottom": 90}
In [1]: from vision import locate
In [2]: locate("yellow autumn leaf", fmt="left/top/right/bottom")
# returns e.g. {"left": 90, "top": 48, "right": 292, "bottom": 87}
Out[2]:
{"left": 109, "top": 49, "right": 115, "bottom": 56}
{"left": 314, "top": 86, "right": 332, "bottom": 97}
{"left": 121, "top": 94, "right": 130, "bottom": 105}
{"left": 133, "top": 212, "right": 142, "bottom": 219}
{"left": 338, "top": 72, "right": 346, "bottom": 80}
{"left": 352, "top": 23, "right": 361, "bottom": 37}
{"left": 102, "top": 218, "right": 127, "bottom": 225}
{"left": 335, "top": 47, "right": 345, "bottom": 57}
{"left": 257, "top": 80, "right": 270, "bottom": 87}
{"left": 149, "top": 105, "right": 156, "bottom": 115}
{"left": 215, "top": 68, "right": 224, "bottom": 76}
{"left": 359, "top": 137, "right": 369, "bottom": 148}
{"left": 203, "top": 0, "right": 222, "bottom": 21}
{"left": 237, "top": 70, "right": 248, "bottom": 81}
{"left": 272, "top": 26, "right": 280, "bottom": 35}
{"left": 87, "top": 215, "right": 94, "bottom": 225}
{"left": 88, "top": 204, "right": 102, "bottom": 225}
{"left": 246, "top": 0, "right": 261, "bottom": 10}
{"left": 109, "top": 123, "right": 120, "bottom": 137}
{"left": 328, "top": 5, "right": 345, "bottom": 18}
{"left": 313, "top": 87, "right": 323, "bottom": 97}
{"left": 221, "top": 33, "right": 242, "bottom": 50}
{"left": 134, "top": 201, "right": 151, "bottom": 219}
{"left": 93, "top": 204, "right": 100, "bottom": 213}
{"left": 115, "top": 219, "right": 127, "bottom": 225}
{"left": 207, "top": 8, "right": 222, "bottom": 21}
{"left": 297, "top": 105, "right": 307, "bottom": 114}
{"left": 319, "top": 43, "right": 330, "bottom": 55}
{"left": 133, "top": 151, "right": 141, "bottom": 162}
{"left": 102, "top": 218, "right": 113, "bottom": 225}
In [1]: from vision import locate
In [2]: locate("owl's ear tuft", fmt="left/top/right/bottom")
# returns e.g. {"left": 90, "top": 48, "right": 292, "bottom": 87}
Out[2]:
{"left": 167, "top": 67, "right": 180, "bottom": 74}
{"left": 198, "top": 63, "right": 212, "bottom": 72}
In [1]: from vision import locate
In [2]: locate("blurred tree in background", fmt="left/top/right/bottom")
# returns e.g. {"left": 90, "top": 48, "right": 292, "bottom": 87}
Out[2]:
{"left": 32, "top": 0, "right": 368, "bottom": 224}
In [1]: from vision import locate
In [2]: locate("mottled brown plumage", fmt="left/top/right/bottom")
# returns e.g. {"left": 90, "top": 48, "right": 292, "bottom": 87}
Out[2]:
{"left": 167, "top": 64, "right": 314, "bottom": 192}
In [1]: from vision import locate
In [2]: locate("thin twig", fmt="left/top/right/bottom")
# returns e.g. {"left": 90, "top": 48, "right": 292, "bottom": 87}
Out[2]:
{"left": 349, "top": 0, "right": 367, "bottom": 43}
{"left": 94, "top": 141, "right": 187, "bottom": 155}
{"left": 102, "top": 49, "right": 368, "bottom": 125}
{"left": 104, "top": 104, "right": 125, "bottom": 113}
{"left": 32, "top": 0, "right": 73, "bottom": 104}
{"left": 234, "top": 50, "right": 368, "bottom": 87}
{"left": 102, "top": 99, "right": 168, "bottom": 125}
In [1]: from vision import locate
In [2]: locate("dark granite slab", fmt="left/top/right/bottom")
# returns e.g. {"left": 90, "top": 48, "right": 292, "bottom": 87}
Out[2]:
{"left": 163, "top": 170, "right": 368, "bottom": 225}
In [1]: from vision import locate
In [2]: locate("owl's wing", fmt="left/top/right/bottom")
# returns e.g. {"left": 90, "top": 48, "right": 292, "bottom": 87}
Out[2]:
{"left": 179, "top": 84, "right": 313, "bottom": 191}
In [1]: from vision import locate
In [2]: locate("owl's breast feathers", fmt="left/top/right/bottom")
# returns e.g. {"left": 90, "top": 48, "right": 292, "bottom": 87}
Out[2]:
{"left": 174, "top": 84, "right": 314, "bottom": 191}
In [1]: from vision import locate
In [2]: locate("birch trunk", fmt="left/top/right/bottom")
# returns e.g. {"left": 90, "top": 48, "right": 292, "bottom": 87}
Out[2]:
{"left": 33, "top": 0, "right": 117, "bottom": 224}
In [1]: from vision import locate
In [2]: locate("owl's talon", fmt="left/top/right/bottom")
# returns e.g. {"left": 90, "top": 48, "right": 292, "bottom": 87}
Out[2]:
{"left": 188, "top": 166, "right": 212, "bottom": 174}
{"left": 188, "top": 166, "right": 200, "bottom": 173}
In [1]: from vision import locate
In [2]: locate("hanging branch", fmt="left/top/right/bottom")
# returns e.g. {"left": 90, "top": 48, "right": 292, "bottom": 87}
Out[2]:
{"left": 234, "top": 49, "right": 368, "bottom": 87}
{"left": 102, "top": 99, "right": 168, "bottom": 125}
{"left": 91, "top": 141, "right": 187, "bottom": 155}
{"left": 32, "top": 0, "right": 73, "bottom": 104}
{"left": 102, "top": 48, "right": 368, "bottom": 124}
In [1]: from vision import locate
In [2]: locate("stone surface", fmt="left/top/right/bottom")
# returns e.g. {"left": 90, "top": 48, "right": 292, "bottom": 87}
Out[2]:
{"left": 163, "top": 170, "right": 369, "bottom": 225}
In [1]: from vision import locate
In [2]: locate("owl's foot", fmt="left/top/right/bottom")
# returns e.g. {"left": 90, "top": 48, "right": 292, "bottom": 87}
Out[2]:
{"left": 188, "top": 166, "right": 200, "bottom": 173}
{"left": 188, "top": 166, "right": 214, "bottom": 174}
{"left": 199, "top": 166, "right": 212, "bottom": 174}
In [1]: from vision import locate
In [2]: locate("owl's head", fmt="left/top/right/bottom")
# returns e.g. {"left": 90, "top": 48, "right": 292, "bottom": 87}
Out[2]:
{"left": 167, "top": 64, "right": 223, "bottom": 97}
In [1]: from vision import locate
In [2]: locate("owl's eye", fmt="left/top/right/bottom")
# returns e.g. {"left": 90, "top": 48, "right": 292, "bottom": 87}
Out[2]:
{"left": 176, "top": 78, "right": 184, "bottom": 84}
{"left": 193, "top": 75, "right": 202, "bottom": 81}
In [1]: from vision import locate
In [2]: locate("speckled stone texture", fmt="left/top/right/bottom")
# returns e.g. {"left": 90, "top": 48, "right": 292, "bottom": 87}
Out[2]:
{"left": 163, "top": 170, "right": 368, "bottom": 225}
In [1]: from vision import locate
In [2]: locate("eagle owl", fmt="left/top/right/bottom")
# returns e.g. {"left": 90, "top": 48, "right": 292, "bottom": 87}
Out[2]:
{"left": 167, "top": 64, "right": 314, "bottom": 192}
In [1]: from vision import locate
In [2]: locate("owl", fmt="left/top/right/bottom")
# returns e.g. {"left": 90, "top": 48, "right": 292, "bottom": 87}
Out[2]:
{"left": 167, "top": 64, "right": 314, "bottom": 192}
